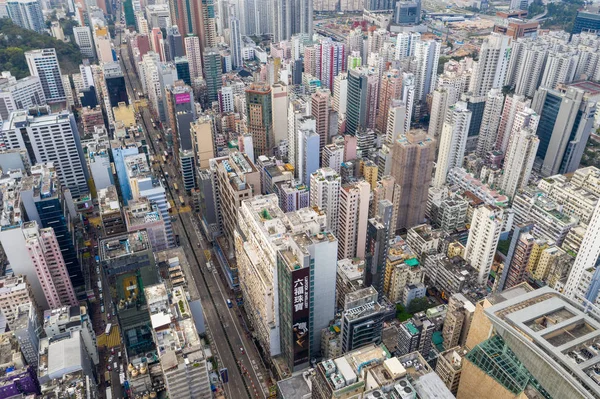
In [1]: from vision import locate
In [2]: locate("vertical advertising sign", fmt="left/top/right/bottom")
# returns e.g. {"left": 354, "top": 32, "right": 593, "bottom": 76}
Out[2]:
{"left": 291, "top": 267, "right": 310, "bottom": 367}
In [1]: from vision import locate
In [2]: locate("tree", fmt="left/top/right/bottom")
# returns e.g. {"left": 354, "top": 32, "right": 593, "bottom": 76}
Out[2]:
{"left": 0, "top": 19, "right": 82, "bottom": 79}
{"left": 407, "top": 297, "right": 431, "bottom": 314}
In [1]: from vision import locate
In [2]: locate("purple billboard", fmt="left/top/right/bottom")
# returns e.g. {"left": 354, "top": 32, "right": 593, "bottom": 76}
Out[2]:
{"left": 175, "top": 92, "right": 191, "bottom": 104}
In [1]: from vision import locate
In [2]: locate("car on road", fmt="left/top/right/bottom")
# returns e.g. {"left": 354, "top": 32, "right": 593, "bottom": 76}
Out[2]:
{"left": 175, "top": 235, "right": 180, "bottom": 246}
{"left": 111, "top": 348, "right": 115, "bottom": 355}
{"left": 107, "top": 313, "right": 111, "bottom": 319}
{"left": 107, "top": 365, "right": 112, "bottom": 371}
{"left": 240, "top": 347, "right": 245, "bottom": 354}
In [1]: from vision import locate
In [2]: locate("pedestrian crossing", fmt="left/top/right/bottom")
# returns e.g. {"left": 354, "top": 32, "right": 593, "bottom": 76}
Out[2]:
{"left": 97, "top": 325, "right": 121, "bottom": 348}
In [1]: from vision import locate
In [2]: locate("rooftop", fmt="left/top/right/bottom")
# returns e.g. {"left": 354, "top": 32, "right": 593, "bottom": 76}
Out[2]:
{"left": 0, "top": 176, "right": 23, "bottom": 228}
{"left": 124, "top": 198, "right": 163, "bottom": 227}
{"left": 485, "top": 286, "right": 600, "bottom": 397}
{"left": 99, "top": 230, "right": 150, "bottom": 261}
{"left": 277, "top": 372, "right": 312, "bottom": 399}
{"left": 280, "top": 232, "right": 336, "bottom": 272}
{"left": 98, "top": 185, "right": 121, "bottom": 215}
{"left": 125, "top": 154, "right": 152, "bottom": 179}
{"left": 145, "top": 282, "right": 202, "bottom": 363}
{"left": 2, "top": 110, "right": 73, "bottom": 131}
{"left": 21, "top": 163, "right": 58, "bottom": 200}
{"left": 337, "top": 258, "right": 365, "bottom": 282}
{"left": 43, "top": 306, "right": 84, "bottom": 329}
{"left": 569, "top": 80, "right": 600, "bottom": 96}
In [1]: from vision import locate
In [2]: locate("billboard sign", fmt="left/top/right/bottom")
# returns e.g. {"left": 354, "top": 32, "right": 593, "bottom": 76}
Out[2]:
{"left": 174, "top": 92, "right": 191, "bottom": 104}
{"left": 291, "top": 267, "right": 310, "bottom": 367}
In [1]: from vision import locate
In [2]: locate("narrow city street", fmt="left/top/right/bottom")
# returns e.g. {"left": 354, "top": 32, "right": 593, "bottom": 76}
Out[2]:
{"left": 115, "top": 26, "right": 270, "bottom": 398}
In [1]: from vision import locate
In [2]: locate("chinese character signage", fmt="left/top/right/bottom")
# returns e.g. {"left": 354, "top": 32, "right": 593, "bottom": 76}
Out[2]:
{"left": 291, "top": 267, "right": 310, "bottom": 367}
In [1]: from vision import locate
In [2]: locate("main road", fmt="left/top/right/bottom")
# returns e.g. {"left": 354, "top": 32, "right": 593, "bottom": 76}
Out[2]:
{"left": 115, "top": 22, "right": 270, "bottom": 399}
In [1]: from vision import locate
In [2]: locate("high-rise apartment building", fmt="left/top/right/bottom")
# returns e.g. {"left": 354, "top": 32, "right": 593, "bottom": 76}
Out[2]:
{"left": 311, "top": 89, "right": 330, "bottom": 151}
{"left": 103, "top": 62, "right": 128, "bottom": 109}
{"left": 465, "top": 205, "right": 502, "bottom": 284}
{"left": 413, "top": 39, "right": 440, "bottom": 105}
{"left": 365, "top": 200, "right": 393, "bottom": 294}
{"left": 229, "top": 16, "right": 243, "bottom": 69}
{"left": 475, "top": 88, "right": 504, "bottom": 157}
{"left": 500, "top": 127, "right": 539, "bottom": 199}
{"left": 0, "top": 276, "right": 37, "bottom": 324}
{"left": 391, "top": 130, "right": 436, "bottom": 231}
{"left": 73, "top": 26, "right": 96, "bottom": 59}
{"left": 271, "top": 82, "right": 288, "bottom": 145}
{"left": 246, "top": 82, "right": 273, "bottom": 156}
{"left": 322, "top": 142, "right": 344, "bottom": 173}
{"left": 277, "top": 230, "right": 337, "bottom": 371}
{"left": 236, "top": 195, "right": 285, "bottom": 358}
{"left": 297, "top": 128, "right": 320, "bottom": 188}
{"left": 20, "top": 164, "right": 84, "bottom": 295}
{"left": 506, "top": 38, "right": 548, "bottom": 98}
{"left": 385, "top": 99, "right": 407, "bottom": 147}
{"left": 494, "top": 93, "right": 530, "bottom": 152}
{"left": 1, "top": 110, "right": 89, "bottom": 197}
{"left": 287, "top": 96, "right": 311, "bottom": 172}
{"left": 211, "top": 152, "right": 260, "bottom": 246}
{"left": 540, "top": 50, "right": 577, "bottom": 90}
{"left": 428, "top": 87, "right": 454, "bottom": 145}
{"left": 25, "top": 49, "right": 66, "bottom": 104}
{"left": 23, "top": 222, "right": 78, "bottom": 309}
{"left": 565, "top": 200, "right": 600, "bottom": 301}
{"left": 383, "top": 240, "right": 422, "bottom": 304}
{"left": 43, "top": 305, "right": 99, "bottom": 365}
{"left": 433, "top": 102, "right": 471, "bottom": 188}
{"left": 346, "top": 67, "right": 378, "bottom": 135}
{"left": 532, "top": 82, "right": 600, "bottom": 176}
{"left": 376, "top": 69, "right": 402, "bottom": 133}
{"left": 442, "top": 293, "right": 475, "bottom": 349}
{"left": 470, "top": 33, "right": 512, "bottom": 97}
{"left": 272, "top": 0, "right": 313, "bottom": 42}
{"left": 333, "top": 72, "right": 348, "bottom": 115}
{"left": 6, "top": 0, "right": 44, "bottom": 33}
{"left": 150, "top": 28, "right": 166, "bottom": 61}
{"left": 165, "top": 26, "right": 185, "bottom": 60}
{"left": 337, "top": 180, "right": 370, "bottom": 260}
{"left": 169, "top": 0, "right": 195, "bottom": 36}
{"left": 203, "top": 47, "right": 222, "bottom": 103}
{"left": 125, "top": 155, "right": 175, "bottom": 247}
{"left": 310, "top": 168, "right": 341, "bottom": 235}
{"left": 340, "top": 287, "right": 390, "bottom": 353}
{"left": 236, "top": 196, "right": 327, "bottom": 361}
{"left": 0, "top": 74, "right": 45, "bottom": 121}
{"left": 184, "top": 35, "right": 202, "bottom": 79}
{"left": 191, "top": 115, "right": 216, "bottom": 169}
{"left": 317, "top": 38, "right": 345, "bottom": 91}
{"left": 124, "top": 198, "right": 169, "bottom": 252}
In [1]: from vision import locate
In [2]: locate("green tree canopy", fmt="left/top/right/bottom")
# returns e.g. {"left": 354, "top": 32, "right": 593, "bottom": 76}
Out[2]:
{"left": 0, "top": 19, "right": 83, "bottom": 79}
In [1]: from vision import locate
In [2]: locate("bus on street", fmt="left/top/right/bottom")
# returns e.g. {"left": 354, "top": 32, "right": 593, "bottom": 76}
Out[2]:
{"left": 105, "top": 323, "right": 112, "bottom": 335}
